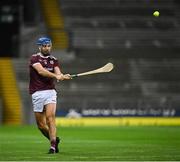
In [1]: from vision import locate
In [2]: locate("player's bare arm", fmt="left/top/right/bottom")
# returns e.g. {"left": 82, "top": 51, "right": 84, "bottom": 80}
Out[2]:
{"left": 54, "top": 66, "right": 72, "bottom": 80}
{"left": 33, "top": 63, "right": 64, "bottom": 80}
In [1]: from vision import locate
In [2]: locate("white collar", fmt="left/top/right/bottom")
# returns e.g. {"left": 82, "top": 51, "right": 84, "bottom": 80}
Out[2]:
{"left": 38, "top": 52, "right": 51, "bottom": 58}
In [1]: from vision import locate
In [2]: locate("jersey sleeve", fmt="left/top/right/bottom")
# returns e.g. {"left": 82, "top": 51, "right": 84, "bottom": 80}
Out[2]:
{"left": 54, "top": 59, "right": 60, "bottom": 68}
{"left": 30, "top": 55, "right": 40, "bottom": 66}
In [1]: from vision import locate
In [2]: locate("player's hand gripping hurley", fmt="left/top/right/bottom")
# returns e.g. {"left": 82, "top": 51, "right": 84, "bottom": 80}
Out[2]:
{"left": 70, "top": 62, "right": 114, "bottom": 78}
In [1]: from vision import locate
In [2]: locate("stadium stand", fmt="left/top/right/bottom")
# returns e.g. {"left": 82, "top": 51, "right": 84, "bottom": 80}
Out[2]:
{"left": 60, "top": 0, "right": 180, "bottom": 49}
{"left": 0, "top": 58, "right": 22, "bottom": 124}
{"left": 39, "top": 0, "right": 69, "bottom": 49}
{"left": 10, "top": 0, "right": 180, "bottom": 123}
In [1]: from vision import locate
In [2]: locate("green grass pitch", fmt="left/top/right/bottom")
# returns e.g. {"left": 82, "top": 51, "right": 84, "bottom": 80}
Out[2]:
{"left": 0, "top": 125, "right": 180, "bottom": 161}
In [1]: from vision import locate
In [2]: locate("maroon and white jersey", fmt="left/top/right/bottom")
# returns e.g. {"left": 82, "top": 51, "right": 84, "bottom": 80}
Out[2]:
{"left": 29, "top": 53, "right": 60, "bottom": 94}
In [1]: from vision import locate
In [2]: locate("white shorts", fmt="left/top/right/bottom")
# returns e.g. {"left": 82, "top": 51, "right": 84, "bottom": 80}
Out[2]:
{"left": 31, "top": 89, "right": 57, "bottom": 112}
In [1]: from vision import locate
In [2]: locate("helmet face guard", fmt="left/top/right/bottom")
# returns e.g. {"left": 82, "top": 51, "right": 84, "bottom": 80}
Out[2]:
{"left": 36, "top": 37, "right": 52, "bottom": 46}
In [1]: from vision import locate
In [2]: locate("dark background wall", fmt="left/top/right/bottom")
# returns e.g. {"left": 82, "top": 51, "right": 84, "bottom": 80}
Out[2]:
{"left": 0, "top": 0, "right": 21, "bottom": 57}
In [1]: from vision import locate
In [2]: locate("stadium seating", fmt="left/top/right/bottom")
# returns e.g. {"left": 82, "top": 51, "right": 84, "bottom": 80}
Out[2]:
{"left": 13, "top": 0, "right": 180, "bottom": 123}
{"left": 136, "top": 59, "right": 180, "bottom": 94}
{"left": 59, "top": 0, "right": 180, "bottom": 49}
{"left": 58, "top": 0, "right": 180, "bottom": 116}
{"left": 0, "top": 58, "right": 22, "bottom": 124}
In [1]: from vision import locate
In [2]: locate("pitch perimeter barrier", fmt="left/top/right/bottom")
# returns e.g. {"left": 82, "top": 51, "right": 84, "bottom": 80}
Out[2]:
{"left": 0, "top": 98, "right": 2, "bottom": 124}
{"left": 56, "top": 117, "right": 180, "bottom": 126}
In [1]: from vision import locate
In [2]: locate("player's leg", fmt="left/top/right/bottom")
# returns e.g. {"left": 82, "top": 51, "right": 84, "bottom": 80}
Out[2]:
{"left": 32, "top": 91, "right": 50, "bottom": 140}
{"left": 34, "top": 111, "right": 50, "bottom": 140}
{"left": 45, "top": 103, "right": 58, "bottom": 153}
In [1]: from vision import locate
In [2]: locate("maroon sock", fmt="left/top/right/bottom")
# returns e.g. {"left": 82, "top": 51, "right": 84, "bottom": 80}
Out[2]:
{"left": 51, "top": 140, "right": 56, "bottom": 150}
